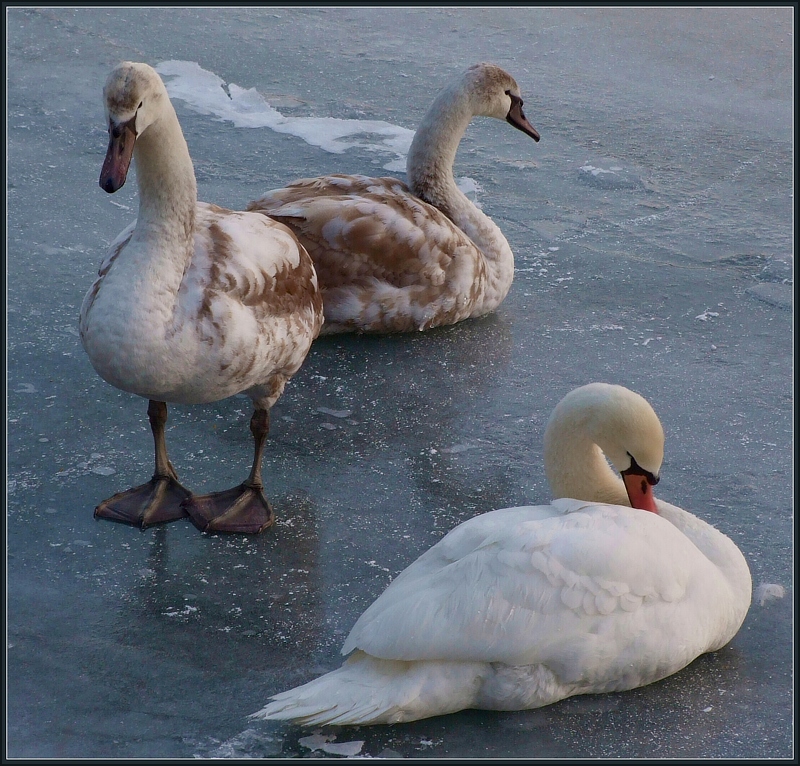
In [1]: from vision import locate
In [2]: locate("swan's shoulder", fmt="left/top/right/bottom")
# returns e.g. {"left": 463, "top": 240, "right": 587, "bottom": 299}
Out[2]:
{"left": 655, "top": 497, "right": 751, "bottom": 624}
{"left": 196, "top": 202, "right": 311, "bottom": 273}
{"left": 342, "top": 501, "right": 735, "bottom": 668}
{"left": 182, "top": 202, "right": 322, "bottom": 323}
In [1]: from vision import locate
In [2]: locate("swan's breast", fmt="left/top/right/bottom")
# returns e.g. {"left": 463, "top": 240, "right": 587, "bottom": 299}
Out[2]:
{"left": 80, "top": 205, "right": 322, "bottom": 406}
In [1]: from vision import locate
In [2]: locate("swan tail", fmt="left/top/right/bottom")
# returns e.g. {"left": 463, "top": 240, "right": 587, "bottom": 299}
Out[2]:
{"left": 250, "top": 650, "right": 485, "bottom": 726}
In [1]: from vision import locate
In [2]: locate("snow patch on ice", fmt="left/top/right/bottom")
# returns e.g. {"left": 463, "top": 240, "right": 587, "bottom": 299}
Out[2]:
{"left": 155, "top": 60, "right": 414, "bottom": 171}
{"left": 456, "top": 176, "right": 483, "bottom": 209}
{"left": 695, "top": 309, "right": 720, "bottom": 321}
{"left": 298, "top": 733, "right": 364, "bottom": 757}
{"left": 755, "top": 582, "right": 786, "bottom": 606}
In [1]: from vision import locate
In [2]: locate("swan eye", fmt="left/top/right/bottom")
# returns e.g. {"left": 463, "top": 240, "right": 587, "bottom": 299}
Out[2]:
{"left": 138, "top": 101, "right": 143, "bottom": 109}
{"left": 624, "top": 452, "right": 659, "bottom": 485}
{"left": 506, "top": 92, "right": 527, "bottom": 120}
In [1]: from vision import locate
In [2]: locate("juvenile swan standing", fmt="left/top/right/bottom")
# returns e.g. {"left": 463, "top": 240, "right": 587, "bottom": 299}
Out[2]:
{"left": 252, "top": 383, "right": 751, "bottom": 725}
{"left": 247, "top": 63, "right": 540, "bottom": 333}
{"left": 80, "top": 62, "right": 323, "bottom": 534}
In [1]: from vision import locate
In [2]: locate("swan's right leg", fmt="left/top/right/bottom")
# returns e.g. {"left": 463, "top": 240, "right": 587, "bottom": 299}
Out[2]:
{"left": 182, "top": 407, "right": 275, "bottom": 534}
{"left": 94, "top": 400, "right": 192, "bottom": 528}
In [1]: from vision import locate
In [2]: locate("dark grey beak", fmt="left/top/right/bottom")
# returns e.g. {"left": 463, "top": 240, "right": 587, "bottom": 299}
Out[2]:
{"left": 99, "top": 115, "right": 138, "bottom": 193}
{"left": 506, "top": 94, "right": 540, "bottom": 142}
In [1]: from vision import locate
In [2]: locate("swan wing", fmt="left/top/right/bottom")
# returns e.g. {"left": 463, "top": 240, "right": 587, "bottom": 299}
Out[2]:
{"left": 249, "top": 175, "right": 482, "bottom": 290}
{"left": 156, "top": 204, "right": 323, "bottom": 404}
{"left": 342, "top": 502, "right": 731, "bottom": 685}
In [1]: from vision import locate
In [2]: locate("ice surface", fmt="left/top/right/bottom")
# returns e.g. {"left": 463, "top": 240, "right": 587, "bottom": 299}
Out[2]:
{"left": 6, "top": 5, "right": 792, "bottom": 761}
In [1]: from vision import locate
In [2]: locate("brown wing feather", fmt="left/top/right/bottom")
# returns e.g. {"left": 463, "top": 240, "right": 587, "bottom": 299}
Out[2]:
{"left": 248, "top": 175, "right": 481, "bottom": 292}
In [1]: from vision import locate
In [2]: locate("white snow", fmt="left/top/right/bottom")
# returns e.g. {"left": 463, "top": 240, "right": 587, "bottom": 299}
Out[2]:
{"left": 155, "top": 60, "right": 414, "bottom": 171}
{"left": 755, "top": 582, "right": 786, "bottom": 606}
{"left": 298, "top": 733, "right": 364, "bottom": 757}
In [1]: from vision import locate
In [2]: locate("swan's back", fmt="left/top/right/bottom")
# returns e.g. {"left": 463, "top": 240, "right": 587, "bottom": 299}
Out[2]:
{"left": 342, "top": 499, "right": 748, "bottom": 686}
{"left": 247, "top": 62, "right": 539, "bottom": 334}
{"left": 249, "top": 174, "right": 493, "bottom": 333}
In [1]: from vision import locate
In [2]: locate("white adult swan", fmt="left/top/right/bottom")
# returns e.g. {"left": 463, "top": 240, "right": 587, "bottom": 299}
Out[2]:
{"left": 80, "top": 62, "right": 323, "bottom": 534}
{"left": 247, "top": 62, "right": 540, "bottom": 334}
{"left": 252, "top": 383, "right": 751, "bottom": 725}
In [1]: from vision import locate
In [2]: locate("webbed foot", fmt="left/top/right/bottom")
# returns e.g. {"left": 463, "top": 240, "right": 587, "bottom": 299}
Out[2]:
{"left": 94, "top": 475, "right": 192, "bottom": 529}
{"left": 182, "top": 483, "right": 275, "bottom": 534}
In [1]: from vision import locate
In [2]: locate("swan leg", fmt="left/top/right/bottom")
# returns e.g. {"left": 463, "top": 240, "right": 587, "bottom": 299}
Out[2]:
{"left": 182, "top": 407, "right": 275, "bottom": 534}
{"left": 94, "top": 400, "right": 192, "bottom": 528}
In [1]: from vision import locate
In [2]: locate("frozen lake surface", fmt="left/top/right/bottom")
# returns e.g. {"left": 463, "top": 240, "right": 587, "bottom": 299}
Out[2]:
{"left": 6, "top": 6, "right": 793, "bottom": 759}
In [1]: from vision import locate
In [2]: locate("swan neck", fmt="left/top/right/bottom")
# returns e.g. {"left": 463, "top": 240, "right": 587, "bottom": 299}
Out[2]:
{"left": 132, "top": 107, "right": 197, "bottom": 242}
{"left": 406, "top": 85, "right": 471, "bottom": 210}
{"left": 406, "top": 83, "right": 513, "bottom": 291}
{"left": 544, "top": 417, "right": 631, "bottom": 507}
{"left": 104, "top": 104, "right": 197, "bottom": 315}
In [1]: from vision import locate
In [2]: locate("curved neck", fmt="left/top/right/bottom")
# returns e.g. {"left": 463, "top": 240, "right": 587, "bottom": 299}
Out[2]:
{"left": 544, "top": 412, "right": 631, "bottom": 507}
{"left": 109, "top": 101, "right": 197, "bottom": 315}
{"left": 132, "top": 103, "right": 197, "bottom": 246}
{"left": 406, "top": 83, "right": 471, "bottom": 214}
{"left": 406, "top": 84, "right": 512, "bottom": 269}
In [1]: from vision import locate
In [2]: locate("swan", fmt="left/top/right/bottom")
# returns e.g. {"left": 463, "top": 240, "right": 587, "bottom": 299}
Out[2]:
{"left": 246, "top": 62, "right": 540, "bottom": 334}
{"left": 79, "top": 62, "right": 324, "bottom": 534}
{"left": 251, "top": 383, "right": 751, "bottom": 725}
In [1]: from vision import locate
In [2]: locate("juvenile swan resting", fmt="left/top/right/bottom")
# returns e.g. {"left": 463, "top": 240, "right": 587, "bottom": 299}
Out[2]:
{"left": 247, "top": 63, "right": 540, "bottom": 334}
{"left": 252, "top": 383, "right": 751, "bottom": 725}
{"left": 80, "top": 62, "right": 323, "bottom": 534}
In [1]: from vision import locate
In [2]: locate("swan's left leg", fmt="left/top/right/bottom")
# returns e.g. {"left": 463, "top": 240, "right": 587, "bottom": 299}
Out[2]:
{"left": 94, "top": 399, "right": 192, "bottom": 528}
{"left": 182, "top": 407, "right": 275, "bottom": 534}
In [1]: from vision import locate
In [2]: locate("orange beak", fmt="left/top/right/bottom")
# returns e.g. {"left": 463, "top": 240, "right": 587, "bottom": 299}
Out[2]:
{"left": 622, "top": 470, "right": 659, "bottom": 514}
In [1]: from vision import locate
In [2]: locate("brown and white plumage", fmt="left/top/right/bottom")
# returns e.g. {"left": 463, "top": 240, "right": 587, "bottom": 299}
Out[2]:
{"left": 247, "top": 63, "right": 540, "bottom": 334}
{"left": 80, "top": 61, "right": 323, "bottom": 534}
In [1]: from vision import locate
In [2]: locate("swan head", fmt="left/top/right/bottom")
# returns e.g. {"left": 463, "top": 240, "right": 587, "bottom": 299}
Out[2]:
{"left": 462, "top": 62, "right": 540, "bottom": 142}
{"left": 544, "top": 383, "right": 664, "bottom": 513}
{"left": 99, "top": 62, "right": 168, "bottom": 193}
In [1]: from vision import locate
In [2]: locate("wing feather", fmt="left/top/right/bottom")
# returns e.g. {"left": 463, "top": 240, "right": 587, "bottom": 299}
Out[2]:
{"left": 248, "top": 175, "right": 493, "bottom": 331}
{"left": 342, "top": 503, "right": 728, "bottom": 682}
